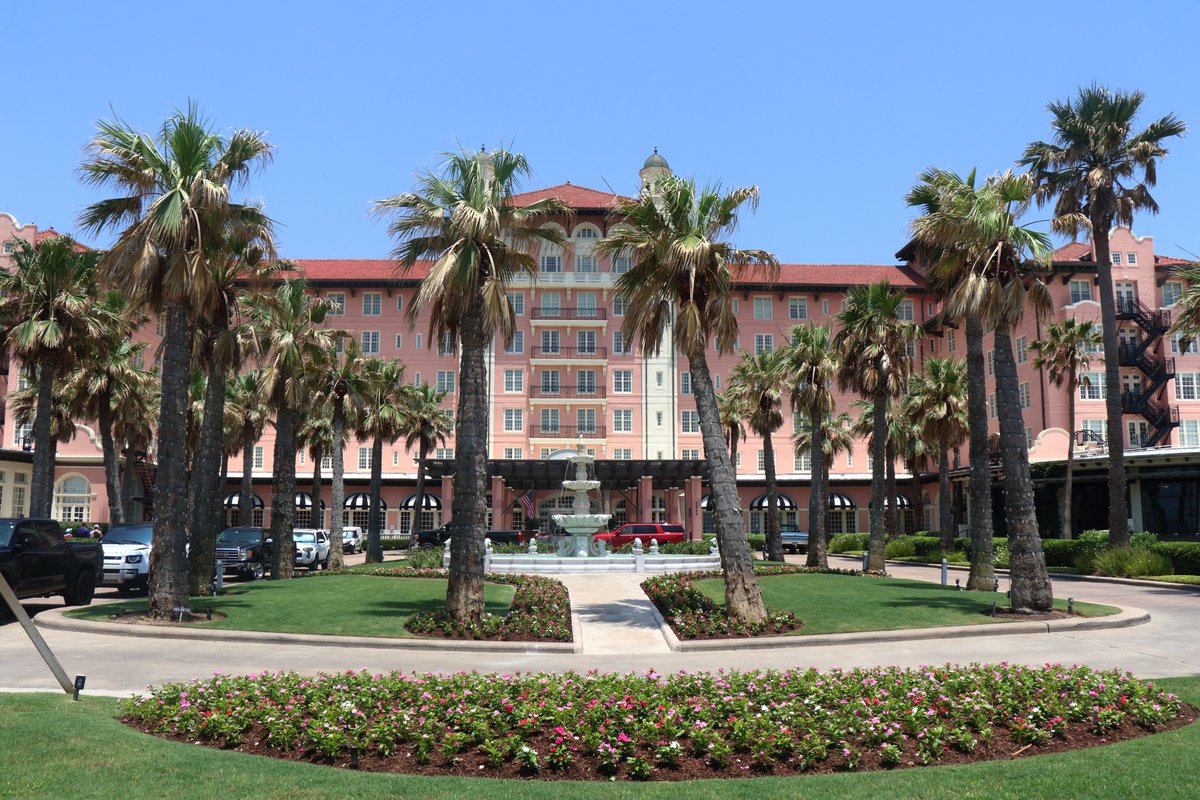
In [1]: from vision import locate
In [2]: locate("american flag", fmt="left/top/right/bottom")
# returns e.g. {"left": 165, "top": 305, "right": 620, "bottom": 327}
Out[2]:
{"left": 518, "top": 491, "right": 536, "bottom": 519}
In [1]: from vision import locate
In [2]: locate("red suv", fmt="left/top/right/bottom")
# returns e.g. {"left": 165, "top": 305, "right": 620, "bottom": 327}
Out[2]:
{"left": 594, "top": 523, "right": 686, "bottom": 548}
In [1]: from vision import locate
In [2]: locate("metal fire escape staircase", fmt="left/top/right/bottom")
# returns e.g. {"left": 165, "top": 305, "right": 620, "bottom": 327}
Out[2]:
{"left": 1117, "top": 297, "right": 1180, "bottom": 447}
{"left": 134, "top": 452, "right": 157, "bottom": 514}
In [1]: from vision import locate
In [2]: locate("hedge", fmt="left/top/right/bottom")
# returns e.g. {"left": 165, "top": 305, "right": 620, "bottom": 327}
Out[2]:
{"left": 1149, "top": 542, "right": 1200, "bottom": 575}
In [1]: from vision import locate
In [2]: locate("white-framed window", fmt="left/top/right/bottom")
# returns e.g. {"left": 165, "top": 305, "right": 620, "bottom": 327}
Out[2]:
{"left": 504, "top": 331, "right": 524, "bottom": 354}
{"left": 396, "top": 295, "right": 405, "bottom": 311}
{"left": 613, "top": 448, "right": 632, "bottom": 460}
{"left": 540, "top": 448, "right": 555, "bottom": 459}
{"left": 575, "top": 226, "right": 599, "bottom": 240}
{"left": 503, "top": 447, "right": 524, "bottom": 459}
{"left": 13, "top": 421, "right": 32, "bottom": 449}
{"left": 503, "top": 369, "right": 523, "bottom": 392}
{"left": 577, "top": 408, "right": 597, "bottom": 433}
{"left": 680, "top": 372, "right": 692, "bottom": 395}
{"left": 1025, "top": 426, "right": 1033, "bottom": 448}
{"left": 792, "top": 411, "right": 803, "bottom": 433}
{"left": 253, "top": 446, "right": 264, "bottom": 469}
{"left": 988, "top": 393, "right": 997, "bottom": 419}
{"left": 987, "top": 350, "right": 995, "bottom": 376}
{"left": 541, "top": 293, "right": 561, "bottom": 318}
{"left": 1171, "top": 333, "right": 1199, "bottom": 355}
{"left": 577, "top": 292, "right": 598, "bottom": 318}
{"left": 436, "top": 371, "right": 456, "bottom": 394}
{"left": 789, "top": 297, "right": 808, "bottom": 320}
{"left": 361, "top": 331, "right": 380, "bottom": 354}
{"left": 656, "top": 411, "right": 663, "bottom": 427}
{"left": 540, "top": 408, "right": 560, "bottom": 432}
{"left": 681, "top": 411, "right": 700, "bottom": 433}
{"left": 435, "top": 447, "right": 454, "bottom": 459}
{"left": 1164, "top": 281, "right": 1184, "bottom": 307}
{"left": 413, "top": 372, "right": 421, "bottom": 386}
{"left": 1127, "top": 252, "right": 1138, "bottom": 265}
{"left": 392, "top": 450, "right": 399, "bottom": 466}
{"left": 1069, "top": 280, "right": 1093, "bottom": 304}
{"left": 948, "top": 329, "right": 956, "bottom": 352}
{"left": 438, "top": 332, "right": 455, "bottom": 355}
{"left": 415, "top": 333, "right": 423, "bottom": 350}
{"left": 613, "top": 370, "right": 633, "bottom": 393}
{"left": 358, "top": 447, "right": 372, "bottom": 470}
{"left": 1080, "top": 371, "right": 1106, "bottom": 400}
{"left": 576, "top": 369, "right": 597, "bottom": 394}
{"left": 714, "top": 374, "right": 721, "bottom": 389}
{"left": 754, "top": 334, "right": 774, "bottom": 354}
{"left": 611, "top": 252, "right": 632, "bottom": 274}
{"left": 503, "top": 408, "right": 523, "bottom": 432}
{"left": 1019, "top": 382, "right": 1031, "bottom": 409}
{"left": 1111, "top": 252, "right": 1122, "bottom": 264}
{"left": 1175, "top": 372, "right": 1199, "bottom": 401}
{"left": 540, "top": 253, "right": 562, "bottom": 272}
{"left": 1081, "top": 419, "right": 1105, "bottom": 440}
{"left": 613, "top": 409, "right": 633, "bottom": 432}
{"left": 731, "top": 298, "right": 739, "bottom": 313}
{"left": 1016, "top": 336, "right": 1028, "bottom": 364}
{"left": 362, "top": 292, "right": 382, "bottom": 316}
{"left": 898, "top": 299, "right": 914, "bottom": 321}
{"left": 753, "top": 297, "right": 772, "bottom": 320}
{"left": 613, "top": 295, "right": 628, "bottom": 317}
{"left": 757, "top": 449, "right": 774, "bottom": 471}
{"left": 321, "top": 455, "right": 332, "bottom": 471}
{"left": 394, "top": 334, "right": 403, "bottom": 350}
{"left": 794, "top": 450, "right": 812, "bottom": 472}
{"left": 541, "top": 370, "right": 561, "bottom": 394}
{"left": 681, "top": 448, "right": 700, "bottom": 460}
{"left": 577, "top": 330, "right": 597, "bottom": 355}
{"left": 298, "top": 450, "right": 306, "bottom": 466}
{"left": 1178, "top": 419, "right": 1200, "bottom": 447}
{"left": 327, "top": 292, "right": 346, "bottom": 316}
{"left": 508, "top": 292, "right": 525, "bottom": 315}
{"left": 53, "top": 475, "right": 92, "bottom": 523}
{"left": 576, "top": 254, "right": 597, "bottom": 273}
{"left": 613, "top": 331, "right": 630, "bottom": 354}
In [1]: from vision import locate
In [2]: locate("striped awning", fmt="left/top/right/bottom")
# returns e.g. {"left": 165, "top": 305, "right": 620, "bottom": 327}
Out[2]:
{"left": 223, "top": 492, "right": 264, "bottom": 509}
{"left": 750, "top": 493, "right": 798, "bottom": 510}
{"left": 869, "top": 494, "right": 912, "bottom": 509}
{"left": 400, "top": 492, "right": 442, "bottom": 510}
{"left": 827, "top": 492, "right": 856, "bottom": 509}
{"left": 294, "top": 491, "right": 327, "bottom": 509}
{"left": 700, "top": 494, "right": 712, "bottom": 510}
{"left": 344, "top": 492, "right": 388, "bottom": 510}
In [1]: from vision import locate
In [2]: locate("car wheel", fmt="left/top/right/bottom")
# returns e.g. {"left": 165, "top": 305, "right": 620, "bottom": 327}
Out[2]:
{"left": 248, "top": 562, "right": 265, "bottom": 581}
{"left": 64, "top": 572, "right": 96, "bottom": 606}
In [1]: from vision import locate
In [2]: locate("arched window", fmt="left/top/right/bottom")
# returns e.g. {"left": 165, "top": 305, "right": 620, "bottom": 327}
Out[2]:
{"left": 572, "top": 225, "right": 600, "bottom": 239}
{"left": 611, "top": 500, "right": 627, "bottom": 527}
{"left": 53, "top": 475, "right": 92, "bottom": 523}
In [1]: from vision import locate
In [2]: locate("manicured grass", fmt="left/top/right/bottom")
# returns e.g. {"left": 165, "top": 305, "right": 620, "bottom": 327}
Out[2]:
{"left": 65, "top": 575, "right": 514, "bottom": 638}
{"left": 1143, "top": 575, "right": 1200, "bottom": 586}
{"left": 694, "top": 572, "right": 1117, "bottom": 635}
{"left": 0, "top": 677, "right": 1197, "bottom": 799}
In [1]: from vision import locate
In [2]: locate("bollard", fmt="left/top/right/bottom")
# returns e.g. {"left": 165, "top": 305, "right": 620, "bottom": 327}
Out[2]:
{"left": 214, "top": 562, "right": 224, "bottom": 592}
{"left": 861, "top": 551, "right": 869, "bottom": 572}
{"left": 941, "top": 558, "right": 948, "bottom": 586}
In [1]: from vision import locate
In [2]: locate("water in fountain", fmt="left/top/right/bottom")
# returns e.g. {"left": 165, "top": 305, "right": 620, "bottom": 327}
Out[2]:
{"left": 551, "top": 444, "right": 611, "bottom": 557}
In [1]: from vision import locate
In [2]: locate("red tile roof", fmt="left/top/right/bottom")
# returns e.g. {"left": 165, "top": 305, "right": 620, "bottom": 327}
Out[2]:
{"left": 1053, "top": 242, "right": 1092, "bottom": 262}
{"left": 32, "top": 228, "right": 91, "bottom": 252}
{"left": 293, "top": 259, "right": 431, "bottom": 282}
{"left": 508, "top": 183, "right": 628, "bottom": 210}
{"left": 1156, "top": 255, "right": 1191, "bottom": 267}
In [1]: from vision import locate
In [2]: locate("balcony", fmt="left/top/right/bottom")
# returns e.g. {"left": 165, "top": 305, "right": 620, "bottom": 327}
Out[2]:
{"left": 530, "top": 346, "right": 608, "bottom": 361}
{"left": 529, "top": 425, "right": 607, "bottom": 439}
{"left": 528, "top": 385, "right": 607, "bottom": 400}
{"left": 530, "top": 307, "right": 608, "bottom": 324}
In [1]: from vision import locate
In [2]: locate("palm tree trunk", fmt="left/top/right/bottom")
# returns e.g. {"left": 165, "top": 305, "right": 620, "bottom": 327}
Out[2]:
{"left": 994, "top": 325, "right": 1053, "bottom": 612}
{"left": 965, "top": 315, "right": 995, "bottom": 591}
{"left": 911, "top": 466, "right": 924, "bottom": 536}
{"left": 329, "top": 402, "right": 347, "bottom": 570}
{"left": 762, "top": 432, "right": 783, "bottom": 562}
{"left": 366, "top": 435, "right": 384, "bottom": 563}
{"left": 1090, "top": 214, "right": 1129, "bottom": 547}
{"left": 240, "top": 426, "right": 254, "bottom": 527}
{"left": 885, "top": 440, "right": 899, "bottom": 536}
{"left": 689, "top": 352, "right": 767, "bottom": 623}
{"left": 806, "top": 417, "right": 827, "bottom": 568}
{"left": 188, "top": 357, "right": 228, "bottom": 595}
{"left": 97, "top": 391, "right": 125, "bottom": 526}
{"left": 866, "top": 390, "right": 888, "bottom": 573}
{"left": 445, "top": 299, "right": 489, "bottom": 623}
{"left": 1063, "top": 371, "right": 1077, "bottom": 540}
{"left": 310, "top": 444, "right": 323, "bottom": 530}
{"left": 148, "top": 302, "right": 192, "bottom": 618}
{"left": 29, "top": 352, "right": 58, "bottom": 517}
{"left": 411, "top": 442, "right": 429, "bottom": 546}
{"left": 268, "top": 404, "right": 297, "bottom": 580}
{"left": 938, "top": 450, "right": 954, "bottom": 550}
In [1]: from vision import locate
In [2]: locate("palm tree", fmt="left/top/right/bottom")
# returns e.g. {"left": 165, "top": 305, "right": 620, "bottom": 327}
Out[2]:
{"left": 373, "top": 148, "right": 568, "bottom": 623}
{"left": 595, "top": 175, "right": 778, "bottom": 623}
{"left": 835, "top": 281, "right": 920, "bottom": 573}
{"left": 398, "top": 381, "right": 453, "bottom": 546}
{"left": 792, "top": 411, "right": 853, "bottom": 568}
{"left": 717, "top": 390, "right": 752, "bottom": 471}
{"left": 1169, "top": 264, "right": 1200, "bottom": 342}
{"left": 319, "top": 338, "right": 366, "bottom": 570}
{"left": 1021, "top": 85, "right": 1187, "bottom": 548}
{"left": 1029, "top": 319, "right": 1102, "bottom": 539}
{"left": 225, "top": 370, "right": 269, "bottom": 530}
{"left": 0, "top": 235, "right": 105, "bottom": 516}
{"left": 729, "top": 349, "right": 789, "bottom": 561}
{"left": 357, "top": 358, "right": 407, "bottom": 563}
{"left": 785, "top": 323, "right": 839, "bottom": 568}
{"left": 297, "top": 399, "right": 334, "bottom": 530}
{"left": 915, "top": 169, "right": 1056, "bottom": 613}
{"left": 78, "top": 104, "right": 274, "bottom": 617}
{"left": 248, "top": 280, "right": 337, "bottom": 579}
{"left": 903, "top": 357, "right": 969, "bottom": 551}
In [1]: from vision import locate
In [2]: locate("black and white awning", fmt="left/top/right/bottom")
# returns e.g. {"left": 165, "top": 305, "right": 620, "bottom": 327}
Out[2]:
{"left": 294, "top": 492, "right": 326, "bottom": 509}
{"left": 700, "top": 494, "right": 712, "bottom": 510}
{"left": 223, "top": 492, "right": 264, "bottom": 509}
{"left": 827, "top": 492, "right": 856, "bottom": 509}
{"left": 400, "top": 492, "right": 442, "bottom": 510}
{"left": 869, "top": 494, "right": 912, "bottom": 509}
{"left": 344, "top": 492, "right": 388, "bottom": 510}
{"left": 749, "top": 493, "right": 798, "bottom": 510}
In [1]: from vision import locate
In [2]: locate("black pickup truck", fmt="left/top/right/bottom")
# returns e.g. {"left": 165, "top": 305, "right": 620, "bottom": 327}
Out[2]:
{"left": 215, "top": 527, "right": 272, "bottom": 580}
{"left": 0, "top": 518, "right": 102, "bottom": 618}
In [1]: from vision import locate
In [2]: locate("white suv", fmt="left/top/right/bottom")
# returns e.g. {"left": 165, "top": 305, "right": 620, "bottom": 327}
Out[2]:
{"left": 292, "top": 529, "right": 331, "bottom": 570}
{"left": 340, "top": 526, "right": 363, "bottom": 554}
{"left": 100, "top": 523, "right": 153, "bottom": 594}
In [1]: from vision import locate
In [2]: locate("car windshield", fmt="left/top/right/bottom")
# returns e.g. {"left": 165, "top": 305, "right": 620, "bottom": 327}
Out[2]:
{"left": 294, "top": 533, "right": 315, "bottom": 543}
{"left": 103, "top": 525, "right": 153, "bottom": 545}
{"left": 0, "top": 520, "right": 14, "bottom": 548}
{"left": 217, "top": 528, "right": 261, "bottom": 544}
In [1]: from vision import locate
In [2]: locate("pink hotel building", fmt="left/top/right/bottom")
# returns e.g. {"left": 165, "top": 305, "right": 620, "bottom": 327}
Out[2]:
{"left": 2, "top": 152, "right": 1198, "bottom": 537}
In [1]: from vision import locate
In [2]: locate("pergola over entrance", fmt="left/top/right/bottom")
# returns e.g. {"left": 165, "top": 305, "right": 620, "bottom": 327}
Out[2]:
{"left": 421, "top": 459, "right": 711, "bottom": 491}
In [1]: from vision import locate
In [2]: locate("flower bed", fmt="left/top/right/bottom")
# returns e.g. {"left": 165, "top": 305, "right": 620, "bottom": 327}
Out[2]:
{"left": 642, "top": 566, "right": 860, "bottom": 640}
{"left": 121, "top": 664, "right": 1192, "bottom": 781}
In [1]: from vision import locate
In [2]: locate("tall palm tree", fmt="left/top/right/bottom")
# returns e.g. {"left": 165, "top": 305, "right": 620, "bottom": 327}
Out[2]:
{"left": 225, "top": 370, "right": 269, "bottom": 530}
{"left": 1029, "top": 319, "right": 1102, "bottom": 539}
{"left": 373, "top": 148, "right": 568, "bottom": 623}
{"left": 357, "top": 358, "right": 407, "bottom": 563}
{"left": 785, "top": 323, "right": 838, "bottom": 568}
{"left": 398, "top": 381, "right": 453, "bottom": 546}
{"left": 835, "top": 281, "right": 919, "bottom": 573}
{"left": 297, "top": 399, "right": 334, "bottom": 530}
{"left": 1021, "top": 85, "right": 1186, "bottom": 548}
{"left": 78, "top": 104, "right": 273, "bottom": 617}
{"left": 903, "top": 357, "right": 969, "bottom": 551}
{"left": 0, "top": 235, "right": 105, "bottom": 517}
{"left": 248, "top": 280, "right": 336, "bottom": 579}
{"left": 1169, "top": 264, "right": 1200, "bottom": 342}
{"left": 717, "top": 390, "right": 752, "bottom": 470}
{"left": 595, "top": 175, "right": 778, "bottom": 623}
{"left": 729, "top": 349, "right": 789, "bottom": 561}
{"left": 792, "top": 411, "right": 853, "bottom": 568}
{"left": 116, "top": 368, "right": 159, "bottom": 522}
{"left": 319, "top": 338, "right": 366, "bottom": 570}
{"left": 915, "top": 169, "right": 1056, "bottom": 613}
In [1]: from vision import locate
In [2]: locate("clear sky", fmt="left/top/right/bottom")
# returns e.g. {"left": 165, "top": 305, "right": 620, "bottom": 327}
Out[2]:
{"left": 3, "top": 0, "right": 1197, "bottom": 265}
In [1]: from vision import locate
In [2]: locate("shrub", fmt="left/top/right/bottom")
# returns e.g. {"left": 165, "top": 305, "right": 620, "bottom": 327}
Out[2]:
{"left": 829, "top": 533, "right": 870, "bottom": 553}
{"left": 1149, "top": 542, "right": 1200, "bottom": 575}
{"left": 379, "top": 537, "right": 411, "bottom": 551}
{"left": 405, "top": 547, "right": 445, "bottom": 569}
{"left": 1091, "top": 547, "right": 1174, "bottom": 578}
{"left": 1040, "top": 539, "right": 1083, "bottom": 568}
{"left": 884, "top": 538, "right": 916, "bottom": 559}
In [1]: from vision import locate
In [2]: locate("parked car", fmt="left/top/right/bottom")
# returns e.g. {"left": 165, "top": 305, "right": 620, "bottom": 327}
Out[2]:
{"left": 780, "top": 529, "right": 810, "bottom": 554}
{"left": 0, "top": 518, "right": 102, "bottom": 618}
{"left": 593, "top": 523, "right": 686, "bottom": 548}
{"left": 292, "top": 529, "right": 330, "bottom": 570}
{"left": 215, "top": 527, "right": 271, "bottom": 580}
{"left": 415, "top": 524, "right": 525, "bottom": 548}
{"left": 100, "top": 522, "right": 153, "bottom": 593}
{"left": 340, "top": 526, "right": 363, "bottom": 554}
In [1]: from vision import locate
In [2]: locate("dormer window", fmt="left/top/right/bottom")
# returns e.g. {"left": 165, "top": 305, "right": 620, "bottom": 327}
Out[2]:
{"left": 1127, "top": 252, "right": 1138, "bottom": 265}
{"left": 1112, "top": 252, "right": 1122, "bottom": 264}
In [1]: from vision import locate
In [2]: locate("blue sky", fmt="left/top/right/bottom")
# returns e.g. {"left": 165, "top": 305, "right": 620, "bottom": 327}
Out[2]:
{"left": 3, "top": 1, "right": 1198, "bottom": 264}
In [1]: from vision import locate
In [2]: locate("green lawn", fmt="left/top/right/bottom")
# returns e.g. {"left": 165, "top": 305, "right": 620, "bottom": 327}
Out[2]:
{"left": 0, "top": 677, "right": 1196, "bottom": 799}
{"left": 65, "top": 575, "right": 515, "bottom": 638}
{"left": 695, "top": 573, "right": 1117, "bottom": 635}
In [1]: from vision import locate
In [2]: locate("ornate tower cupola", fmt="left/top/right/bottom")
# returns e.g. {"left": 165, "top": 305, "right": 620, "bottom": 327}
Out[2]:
{"left": 639, "top": 147, "right": 671, "bottom": 191}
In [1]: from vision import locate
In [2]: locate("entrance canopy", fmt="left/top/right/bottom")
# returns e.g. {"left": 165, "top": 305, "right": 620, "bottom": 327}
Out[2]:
{"left": 400, "top": 492, "right": 442, "bottom": 509}
{"left": 869, "top": 494, "right": 912, "bottom": 509}
{"left": 749, "top": 493, "right": 798, "bottom": 510}
{"left": 828, "top": 492, "right": 856, "bottom": 509}
{"left": 294, "top": 491, "right": 326, "bottom": 509}
{"left": 223, "top": 492, "right": 263, "bottom": 509}
{"left": 422, "top": 458, "right": 710, "bottom": 491}
{"left": 345, "top": 492, "right": 388, "bottom": 510}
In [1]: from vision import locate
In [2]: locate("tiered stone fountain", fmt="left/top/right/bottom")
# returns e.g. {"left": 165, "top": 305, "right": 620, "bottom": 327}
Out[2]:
{"left": 551, "top": 447, "right": 611, "bottom": 557}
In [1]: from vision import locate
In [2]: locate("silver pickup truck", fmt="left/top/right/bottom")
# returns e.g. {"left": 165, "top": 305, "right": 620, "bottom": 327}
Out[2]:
{"left": 781, "top": 529, "right": 810, "bottom": 554}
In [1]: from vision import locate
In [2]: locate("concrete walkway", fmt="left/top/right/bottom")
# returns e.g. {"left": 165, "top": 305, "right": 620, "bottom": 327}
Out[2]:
{"left": 555, "top": 573, "right": 671, "bottom": 655}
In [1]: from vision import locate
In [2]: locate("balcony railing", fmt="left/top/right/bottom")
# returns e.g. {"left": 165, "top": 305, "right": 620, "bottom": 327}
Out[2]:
{"left": 530, "top": 346, "right": 608, "bottom": 359}
{"left": 528, "top": 385, "right": 607, "bottom": 399}
{"left": 531, "top": 307, "right": 608, "bottom": 321}
{"left": 528, "top": 425, "right": 607, "bottom": 438}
